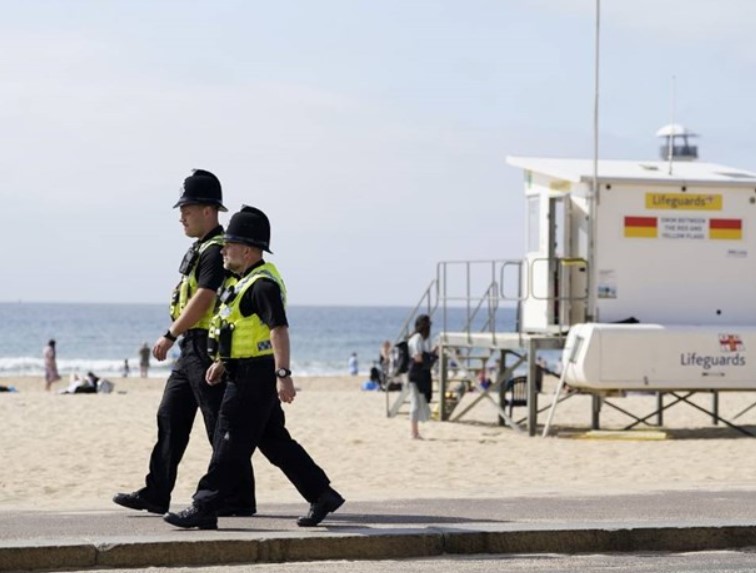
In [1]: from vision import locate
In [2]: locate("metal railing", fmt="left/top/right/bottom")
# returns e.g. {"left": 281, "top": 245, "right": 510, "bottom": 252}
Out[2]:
{"left": 394, "top": 279, "right": 440, "bottom": 343}
{"left": 394, "top": 259, "right": 523, "bottom": 344}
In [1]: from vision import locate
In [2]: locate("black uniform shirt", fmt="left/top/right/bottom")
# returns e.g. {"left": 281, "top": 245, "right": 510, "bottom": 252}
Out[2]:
{"left": 195, "top": 226, "right": 226, "bottom": 292}
{"left": 238, "top": 260, "right": 289, "bottom": 329}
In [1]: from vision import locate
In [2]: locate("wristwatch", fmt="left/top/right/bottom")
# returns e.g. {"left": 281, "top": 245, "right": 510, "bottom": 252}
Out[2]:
{"left": 275, "top": 367, "right": 292, "bottom": 379}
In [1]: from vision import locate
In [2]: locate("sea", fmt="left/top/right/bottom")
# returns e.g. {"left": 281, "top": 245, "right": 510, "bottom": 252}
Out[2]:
{"left": 0, "top": 302, "right": 520, "bottom": 379}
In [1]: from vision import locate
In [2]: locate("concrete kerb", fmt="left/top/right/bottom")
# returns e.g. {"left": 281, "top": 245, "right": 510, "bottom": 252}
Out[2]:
{"left": 96, "top": 533, "right": 444, "bottom": 569}
{"left": 0, "top": 543, "right": 95, "bottom": 572}
{"left": 3, "top": 524, "right": 756, "bottom": 571}
{"left": 444, "top": 525, "right": 756, "bottom": 555}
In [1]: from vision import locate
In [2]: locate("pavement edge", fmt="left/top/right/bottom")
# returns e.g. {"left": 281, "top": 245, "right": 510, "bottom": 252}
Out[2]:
{"left": 3, "top": 525, "right": 756, "bottom": 571}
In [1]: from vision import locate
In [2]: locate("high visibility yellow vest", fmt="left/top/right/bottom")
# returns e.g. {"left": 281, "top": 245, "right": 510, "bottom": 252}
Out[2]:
{"left": 209, "top": 262, "right": 286, "bottom": 360}
{"left": 169, "top": 235, "right": 224, "bottom": 330}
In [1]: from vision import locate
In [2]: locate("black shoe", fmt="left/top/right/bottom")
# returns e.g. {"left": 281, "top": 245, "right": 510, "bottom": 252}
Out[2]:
{"left": 112, "top": 492, "right": 168, "bottom": 515}
{"left": 297, "top": 487, "right": 345, "bottom": 527}
{"left": 163, "top": 505, "right": 218, "bottom": 530}
{"left": 217, "top": 504, "right": 257, "bottom": 517}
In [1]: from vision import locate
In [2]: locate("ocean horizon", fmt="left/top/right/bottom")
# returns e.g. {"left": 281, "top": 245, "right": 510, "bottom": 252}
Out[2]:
{"left": 0, "top": 302, "right": 518, "bottom": 379}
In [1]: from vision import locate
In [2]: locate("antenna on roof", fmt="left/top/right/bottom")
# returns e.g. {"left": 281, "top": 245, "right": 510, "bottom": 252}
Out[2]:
{"left": 668, "top": 75, "right": 676, "bottom": 175}
{"left": 657, "top": 76, "right": 700, "bottom": 170}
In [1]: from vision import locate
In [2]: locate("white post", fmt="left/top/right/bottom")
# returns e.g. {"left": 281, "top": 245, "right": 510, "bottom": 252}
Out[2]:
{"left": 586, "top": 0, "right": 601, "bottom": 322}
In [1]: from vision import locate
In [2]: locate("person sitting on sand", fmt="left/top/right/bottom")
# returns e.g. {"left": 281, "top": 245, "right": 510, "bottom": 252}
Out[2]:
{"left": 59, "top": 371, "right": 100, "bottom": 394}
{"left": 477, "top": 369, "right": 492, "bottom": 390}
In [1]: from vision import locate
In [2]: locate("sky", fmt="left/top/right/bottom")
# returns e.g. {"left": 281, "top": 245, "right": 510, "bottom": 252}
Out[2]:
{"left": 2, "top": 0, "right": 756, "bottom": 306}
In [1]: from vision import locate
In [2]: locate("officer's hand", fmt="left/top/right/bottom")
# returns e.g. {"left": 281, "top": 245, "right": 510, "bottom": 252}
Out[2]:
{"left": 277, "top": 377, "right": 296, "bottom": 404}
{"left": 153, "top": 337, "right": 174, "bottom": 361}
{"left": 206, "top": 362, "right": 225, "bottom": 385}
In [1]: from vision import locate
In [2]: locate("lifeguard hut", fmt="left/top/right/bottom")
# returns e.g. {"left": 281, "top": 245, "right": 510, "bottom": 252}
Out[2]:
{"left": 389, "top": 128, "right": 756, "bottom": 436}
{"left": 515, "top": 132, "right": 756, "bottom": 434}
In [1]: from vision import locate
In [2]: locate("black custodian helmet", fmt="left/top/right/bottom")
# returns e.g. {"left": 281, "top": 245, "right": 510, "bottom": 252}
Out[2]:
{"left": 224, "top": 205, "right": 273, "bottom": 253}
{"left": 173, "top": 169, "right": 228, "bottom": 211}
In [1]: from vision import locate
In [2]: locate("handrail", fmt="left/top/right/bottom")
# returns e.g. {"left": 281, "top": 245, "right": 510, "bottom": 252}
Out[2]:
{"left": 397, "top": 256, "right": 588, "bottom": 344}
{"left": 394, "top": 279, "right": 438, "bottom": 343}
{"left": 388, "top": 256, "right": 579, "bottom": 419}
{"left": 464, "top": 282, "right": 498, "bottom": 332}
{"left": 500, "top": 260, "right": 526, "bottom": 301}
{"left": 435, "top": 259, "right": 521, "bottom": 333}
{"left": 527, "top": 256, "right": 589, "bottom": 301}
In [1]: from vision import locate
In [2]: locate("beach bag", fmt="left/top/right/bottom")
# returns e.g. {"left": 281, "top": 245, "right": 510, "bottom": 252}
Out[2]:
{"left": 390, "top": 341, "right": 410, "bottom": 376}
{"left": 97, "top": 379, "right": 114, "bottom": 394}
{"left": 361, "top": 380, "right": 379, "bottom": 391}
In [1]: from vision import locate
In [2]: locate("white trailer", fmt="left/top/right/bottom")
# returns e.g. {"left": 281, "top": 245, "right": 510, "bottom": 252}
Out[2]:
{"left": 563, "top": 323, "right": 755, "bottom": 391}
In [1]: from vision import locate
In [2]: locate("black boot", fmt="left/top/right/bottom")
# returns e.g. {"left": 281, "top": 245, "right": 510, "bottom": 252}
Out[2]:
{"left": 163, "top": 504, "right": 218, "bottom": 530}
{"left": 297, "top": 487, "right": 345, "bottom": 527}
{"left": 112, "top": 491, "right": 168, "bottom": 515}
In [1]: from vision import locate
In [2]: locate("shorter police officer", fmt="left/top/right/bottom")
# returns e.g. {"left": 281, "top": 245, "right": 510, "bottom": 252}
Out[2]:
{"left": 113, "top": 170, "right": 256, "bottom": 517}
{"left": 164, "top": 205, "right": 344, "bottom": 530}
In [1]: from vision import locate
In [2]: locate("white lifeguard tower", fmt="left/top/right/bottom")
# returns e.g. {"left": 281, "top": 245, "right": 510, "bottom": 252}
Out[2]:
{"left": 508, "top": 152, "right": 756, "bottom": 332}
{"left": 388, "top": 128, "right": 756, "bottom": 436}
{"left": 515, "top": 135, "right": 756, "bottom": 434}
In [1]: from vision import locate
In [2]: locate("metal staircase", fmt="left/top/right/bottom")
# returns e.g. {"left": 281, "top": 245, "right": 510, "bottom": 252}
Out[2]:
{"left": 385, "top": 259, "right": 524, "bottom": 419}
{"left": 385, "top": 257, "right": 576, "bottom": 435}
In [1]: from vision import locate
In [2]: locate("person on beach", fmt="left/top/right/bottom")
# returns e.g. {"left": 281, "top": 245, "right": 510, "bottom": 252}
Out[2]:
{"left": 43, "top": 339, "right": 61, "bottom": 391}
{"left": 348, "top": 352, "right": 358, "bottom": 376}
{"left": 379, "top": 340, "right": 391, "bottom": 371}
{"left": 407, "top": 314, "right": 436, "bottom": 439}
{"left": 60, "top": 371, "right": 99, "bottom": 394}
{"left": 138, "top": 342, "right": 150, "bottom": 378}
{"left": 164, "top": 206, "right": 344, "bottom": 530}
{"left": 477, "top": 368, "right": 492, "bottom": 390}
{"left": 113, "top": 169, "right": 256, "bottom": 517}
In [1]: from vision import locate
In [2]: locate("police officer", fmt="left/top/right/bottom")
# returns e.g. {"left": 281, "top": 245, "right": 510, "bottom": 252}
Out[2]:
{"left": 164, "top": 205, "right": 344, "bottom": 530}
{"left": 113, "top": 170, "right": 256, "bottom": 517}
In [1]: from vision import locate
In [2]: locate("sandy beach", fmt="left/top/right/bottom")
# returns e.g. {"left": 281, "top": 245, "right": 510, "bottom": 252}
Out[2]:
{"left": 2, "top": 373, "right": 756, "bottom": 513}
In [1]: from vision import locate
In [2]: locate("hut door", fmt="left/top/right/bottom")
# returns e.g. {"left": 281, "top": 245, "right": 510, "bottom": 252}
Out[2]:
{"left": 522, "top": 194, "right": 567, "bottom": 332}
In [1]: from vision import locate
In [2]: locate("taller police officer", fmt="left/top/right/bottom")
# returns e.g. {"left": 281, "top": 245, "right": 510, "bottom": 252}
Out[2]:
{"left": 113, "top": 170, "right": 256, "bottom": 517}
{"left": 164, "top": 205, "right": 344, "bottom": 530}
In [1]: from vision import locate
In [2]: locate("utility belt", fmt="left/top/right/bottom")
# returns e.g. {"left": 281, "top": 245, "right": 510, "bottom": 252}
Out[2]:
{"left": 182, "top": 328, "right": 208, "bottom": 339}
{"left": 221, "top": 356, "right": 274, "bottom": 378}
{"left": 179, "top": 329, "right": 209, "bottom": 353}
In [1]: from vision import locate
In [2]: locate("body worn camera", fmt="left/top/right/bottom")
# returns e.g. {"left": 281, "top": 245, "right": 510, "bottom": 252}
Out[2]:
{"left": 217, "top": 322, "right": 235, "bottom": 358}
{"left": 178, "top": 244, "right": 200, "bottom": 275}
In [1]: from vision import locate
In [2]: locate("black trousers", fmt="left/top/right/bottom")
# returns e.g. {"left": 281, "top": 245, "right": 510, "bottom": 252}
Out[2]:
{"left": 193, "top": 359, "right": 329, "bottom": 510}
{"left": 140, "top": 332, "right": 256, "bottom": 509}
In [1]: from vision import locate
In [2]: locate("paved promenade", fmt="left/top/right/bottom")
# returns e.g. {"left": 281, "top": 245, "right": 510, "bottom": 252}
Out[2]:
{"left": 2, "top": 490, "right": 756, "bottom": 571}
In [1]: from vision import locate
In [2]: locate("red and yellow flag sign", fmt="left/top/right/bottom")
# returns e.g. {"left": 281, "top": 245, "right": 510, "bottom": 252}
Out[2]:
{"left": 709, "top": 218, "right": 742, "bottom": 240}
{"left": 624, "top": 216, "right": 657, "bottom": 238}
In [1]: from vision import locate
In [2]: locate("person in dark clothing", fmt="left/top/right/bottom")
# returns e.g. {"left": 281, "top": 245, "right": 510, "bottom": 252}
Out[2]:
{"left": 407, "top": 314, "right": 436, "bottom": 439}
{"left": 139, "top": 342, "right": 151, "bottom": 378}
{"left": 113, "top": 170, "right": 256, "bottom": 517}
{"left": 164, "top": 205, "right": 344, "bottom": 530}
